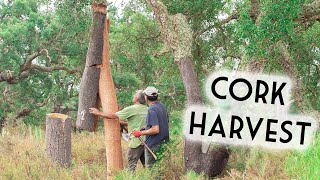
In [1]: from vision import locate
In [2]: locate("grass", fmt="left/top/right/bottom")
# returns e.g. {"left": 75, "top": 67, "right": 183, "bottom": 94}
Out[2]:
{"left": 0, "top": 123, "right": 318, "bottom": 179}
{"left": 221, "top": 147, "right": 290, "bottom": 179}
{"left": 0, "top": 124, "right": 109, "bottom": 179}
{"left": 286, "top": 133, "right": 320, "bottom": 179}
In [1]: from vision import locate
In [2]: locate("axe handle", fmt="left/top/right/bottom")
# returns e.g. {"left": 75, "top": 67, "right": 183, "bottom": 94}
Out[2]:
{"left": 138, "top": 137, "right": 157, "bottom": 160}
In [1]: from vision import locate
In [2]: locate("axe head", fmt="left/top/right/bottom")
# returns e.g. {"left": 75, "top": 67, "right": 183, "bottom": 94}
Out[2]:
{"left": 121, "top": 130, "right": 130, "bottom": 142}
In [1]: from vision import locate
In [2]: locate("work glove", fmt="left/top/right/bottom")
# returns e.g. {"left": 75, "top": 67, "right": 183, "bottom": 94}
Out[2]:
{"left": 132, "top": 130, "right": 142, "bottom": 137}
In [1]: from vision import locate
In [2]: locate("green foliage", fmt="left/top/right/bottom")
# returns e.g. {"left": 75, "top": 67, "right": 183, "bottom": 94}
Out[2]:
{"left": 235, "top": 0, "right": 319, "bottom": 111}
{"left": 237, "top": 0, "right": 301, "bottom": 60}
{"left": 286, "top": 134, "right": 320, "bottom": 179}
{"left": 109, "top": 1, "right": 186, "bottom": 112}
{"left": 0, "top": 0, "right": 91, "bottom": 125}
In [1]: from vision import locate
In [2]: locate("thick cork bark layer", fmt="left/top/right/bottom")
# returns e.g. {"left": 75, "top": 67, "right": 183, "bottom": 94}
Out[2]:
{"left": 76, "top": 3, "right": 106, "bottom": 132}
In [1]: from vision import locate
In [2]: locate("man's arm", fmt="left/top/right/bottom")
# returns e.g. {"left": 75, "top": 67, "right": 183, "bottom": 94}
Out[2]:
{"left": 132, "top": 125, "right": 159, "bottom": 137}
{"left": 142, "top": 125, "right": 159, "bottom": 135}
{"left": 89, "top": 108, "right": 118, "bottom": 119}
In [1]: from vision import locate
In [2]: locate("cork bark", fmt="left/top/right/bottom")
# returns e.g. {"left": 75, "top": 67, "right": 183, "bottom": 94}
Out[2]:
{"left": 76, "top": 3, "right": 106, "bottom": 132}
{"left": 99, "top": 17, "right": 124, "bottom": 178}
{"left": 45, "top": 113, "right": 72, "bottom": 168}
{"left": 179, "top": 57, "right": 230, "bottom": 177}
{"left": 93, "top": 95, "right": 101, "bottom": 132}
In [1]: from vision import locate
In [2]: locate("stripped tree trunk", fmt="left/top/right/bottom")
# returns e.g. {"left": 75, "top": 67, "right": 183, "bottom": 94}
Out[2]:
{"left": 99, "top": 17, "right": 124, "bottom": 177}
{"left": 76, "top": 3, "right": 106, "bottom": 132}
{"left": 146, "top": 0, "right": 229, "bottom": 177}
{"left": 46, "top": 113, "right": 72, "bottom": 167}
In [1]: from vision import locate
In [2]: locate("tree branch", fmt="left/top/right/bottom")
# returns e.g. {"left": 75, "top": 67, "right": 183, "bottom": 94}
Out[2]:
{"left": 0, "top": 64, "right": 80, "bottom": 84}
{"left": 30, "top": 64, "right": 80, "bottom": 74}
{"left": 300, "top": 0, "right": 320, "bottom": 23}
{"left": 192, "top": 10, "right": 239, "bottom": 40}
{"left": 248, "top": 0, "right": 260, "bottom": 23}
{"left": 16, "top": 93, "right": 51, "bottom": 119}
{"left": 20, "top": 48, "right": 44, "bottom": 72}
{"left": 276, "top": 41, "right": 313, "bottom": 113}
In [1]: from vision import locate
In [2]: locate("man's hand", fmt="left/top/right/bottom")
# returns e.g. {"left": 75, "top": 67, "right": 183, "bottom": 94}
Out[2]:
{"left": 89, "top": 108, "right": 100, "bottom": 116}
{"left": 132, "top": 130, "right": 142, "bottom": 137}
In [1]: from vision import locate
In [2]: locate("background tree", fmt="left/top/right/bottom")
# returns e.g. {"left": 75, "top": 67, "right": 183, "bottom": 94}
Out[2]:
{"left": 0, "top": 0, "right": 92, "bottom": 127}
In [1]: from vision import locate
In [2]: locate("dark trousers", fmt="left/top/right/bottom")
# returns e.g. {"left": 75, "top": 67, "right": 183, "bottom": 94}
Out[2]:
{"left": 145, "top": 144, "right": 160, "bottom": 168}
{"left": 128, "top": 145, "right": 145, "bottom": 172}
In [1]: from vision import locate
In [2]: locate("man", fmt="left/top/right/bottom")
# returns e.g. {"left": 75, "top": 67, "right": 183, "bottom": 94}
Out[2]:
{"left": 89, "top": 90, "right": 148, "bottom": 172}
{"left": 132, "top": 86, "right": 170, "bottom": 168}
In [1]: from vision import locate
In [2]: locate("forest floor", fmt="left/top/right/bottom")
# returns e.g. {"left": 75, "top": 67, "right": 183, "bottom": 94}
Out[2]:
{"left": 0, "top": 124, "right": 318, "bottom": 179}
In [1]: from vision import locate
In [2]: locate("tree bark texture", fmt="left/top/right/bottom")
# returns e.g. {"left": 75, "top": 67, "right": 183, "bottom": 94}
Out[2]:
{"left": 179, "top": 57, "right": 230, "bottom": 177}
{"left": 93, "top": 95, "right": 101, "bottom": 132}
{"left": 0, "top": 117, "right": 4, "bottom": 134}
{"left": 45, "top": 113, "right": 72, "bottom": 168}
{"left": 76, "top": 3, "right": 106, "bottom": 132}
{"left": 100, "top": 18, "right": 124, "bottom": 177}
{"left": 147, "top": 0, "right": 229, "bottom": 177}
{"left": 277, "top": 41, "right": 312, "bottom": 113}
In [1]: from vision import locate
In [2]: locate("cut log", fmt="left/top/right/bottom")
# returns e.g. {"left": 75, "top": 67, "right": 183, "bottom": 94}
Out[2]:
{"left": 99, "top": 17, "right": 124, "bottom": 177}
{"left": 45, "top": 113, "right": 72, "bottom": 167}
{"left": 76, "top": 3, "right": 106, "bottom": 132}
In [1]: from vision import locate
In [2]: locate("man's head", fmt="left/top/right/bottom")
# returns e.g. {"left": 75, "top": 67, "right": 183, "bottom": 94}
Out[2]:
{"left": 132, "top": 90, "right": 146, "bottom": 104}
{"left": 143, "top": 86, "right": 158, "bottom": 102}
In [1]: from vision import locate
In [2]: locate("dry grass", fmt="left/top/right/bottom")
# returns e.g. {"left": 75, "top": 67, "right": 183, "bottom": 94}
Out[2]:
{"left": 219, "top": 148, "right": 290, "bottom": 180}
{"left": 1, "top": 123, "right": 314, "bottom": 179}
{"left": 0, "top": 124, "right": 130, "bottom": 179}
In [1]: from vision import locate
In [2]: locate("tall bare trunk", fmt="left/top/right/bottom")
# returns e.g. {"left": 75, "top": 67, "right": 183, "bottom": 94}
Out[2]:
{"left": 99, "top": 15, "right": 124, "bottom": 178}
{"left": 179, "top": 57, "right": 230, "bottom": 177}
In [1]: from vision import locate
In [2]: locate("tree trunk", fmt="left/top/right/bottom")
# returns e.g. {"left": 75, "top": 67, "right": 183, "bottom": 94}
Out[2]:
{"left": 0, "top": 117, "right": 4, "bottom": 134}
{"left": 45, "top": 113, "right": 72, "bottom": 167}
{"left": 99, "top": 14, "right": 124, "bottom": 177}
{"left": 179, "top": 57, "right": 230, "bottom": 177}
{"left": 93, "top": 95, "right": 101, "bottom": 132}
{"left": 146, "top": 1, "right": 229, "bottom": 177}
{"left": 277, "top": 41, "right": 312, "bottom": 113}
{"left": 76, "top": 3, "right": 106, "bottom": 132}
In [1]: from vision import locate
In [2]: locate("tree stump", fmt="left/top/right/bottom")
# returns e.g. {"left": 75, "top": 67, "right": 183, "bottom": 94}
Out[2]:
{"left": 46, "top": 113, "right": 72, "bottom": 167}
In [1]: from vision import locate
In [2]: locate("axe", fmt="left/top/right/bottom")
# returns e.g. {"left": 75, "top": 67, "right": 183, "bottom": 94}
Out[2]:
{"left": 129, "top": 132, "right": 158, "bottom": 160}
{"left": 137, "top": 136, "right": 157, "bottom": 160}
